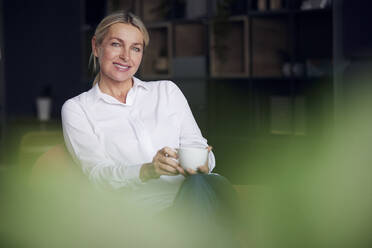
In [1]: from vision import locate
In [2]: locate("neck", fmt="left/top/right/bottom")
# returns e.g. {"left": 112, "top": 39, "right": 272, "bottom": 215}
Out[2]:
{"left": 98, "top": 77, "right": 133, "bottom": 103}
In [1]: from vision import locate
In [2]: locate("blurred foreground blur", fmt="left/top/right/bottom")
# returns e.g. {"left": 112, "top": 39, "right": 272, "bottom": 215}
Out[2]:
{"left": 0, "top": 166, "right": 239, "bottom": 248}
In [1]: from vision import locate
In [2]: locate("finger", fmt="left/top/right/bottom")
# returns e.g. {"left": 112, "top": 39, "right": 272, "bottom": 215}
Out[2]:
{"left": 157, "top": 170, "right": 178, "bottom": 176}
{"left": 186, "top": 168, "right": 197, "bottom": 175}
{"left": 157, "top": 160, "right": 185, "bottom": 176}
{"left": 176, "top": 166, "right": 186, "bottom": 176}
{"left": 207, "top": 146, "right": 213, "bottom": 152}
{"left": 158, "top": 156, "right": 180, "bottom": 169}
{"left": 162, "top": 147, "right": 178, "bottom": 159}
{"left": 154, "top": 151, "right": 163, "bottom": 163}
{"left": 197, "top": 164, "right": 209, "bottom": 174}
{"left": 154, "top": 163, "right": 177, "bottom": 176}
{"left": 158, "top": 162, "right": 179, "bottom": 175}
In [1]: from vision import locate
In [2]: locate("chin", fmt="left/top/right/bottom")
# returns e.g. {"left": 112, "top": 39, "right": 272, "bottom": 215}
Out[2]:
{"left": 110, "top": 75, "right": 133, "bottom": 83}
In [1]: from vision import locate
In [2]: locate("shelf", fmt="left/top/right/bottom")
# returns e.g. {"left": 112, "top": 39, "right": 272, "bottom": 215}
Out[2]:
{"left": 251, "top": 16, "right": 289, "bottom": 77}
{"left": 249, "top": 76, "right": 293, "bottom": 81}
{"left": 209, "top": 74, "right": 251, "bottom": 80}
{"left": 246, "top": 8, "right": 332, "bottom": 16}
{"left": 247, "top": 9, "right": 292, "bottom": 16}
{"left": 174, "top": 23, "right": 205, "bottom": 57}
{"left": 292, "top": 75, "right": 333, "bottom": 82}
{"left": 210, "top": 16, "right": 249, "bottom": 77}
{"left": 209, "top": 15, "right": 289, "bottom": 78}
{"left": 293, "top": 8, "right": 332, "bottom": 15}
{"left": 170, "top": 17, "right": 209, "bottom": 24}
{"left": 140, "top": 75, "right": 172, "bottom": 81}
{"left": 145, "top": 21, "right": 171, "bottom": 28}
{"left": 140, "top": 23, "right": 172, "bottom": 78}
{"left": 141, "top": 0, "right": 168, "bottom": 22}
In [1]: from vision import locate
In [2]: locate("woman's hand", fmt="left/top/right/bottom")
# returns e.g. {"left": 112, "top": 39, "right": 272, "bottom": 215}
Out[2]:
{"left": 185, "top": 146, "right": 212, "bottom": 175}
{"left": 140, "top": 147, "right": 185, "bottom": 182}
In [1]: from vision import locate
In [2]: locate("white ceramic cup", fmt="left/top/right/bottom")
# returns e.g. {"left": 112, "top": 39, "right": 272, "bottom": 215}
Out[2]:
{"left": 177, "top": 147, "right": 208, "bottom": 171}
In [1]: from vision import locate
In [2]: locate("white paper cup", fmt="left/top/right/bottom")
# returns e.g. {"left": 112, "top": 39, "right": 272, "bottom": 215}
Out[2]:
{"left": 177, "top": 147, "right": 208, "bottom": 171}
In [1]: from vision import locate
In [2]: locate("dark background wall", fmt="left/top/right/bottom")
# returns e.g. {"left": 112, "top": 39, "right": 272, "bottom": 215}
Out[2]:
{"left": 3, "top": 0, "right": 83, "bottom": 118}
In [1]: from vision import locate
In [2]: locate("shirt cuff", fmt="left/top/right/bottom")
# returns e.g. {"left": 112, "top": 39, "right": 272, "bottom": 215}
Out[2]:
{"left": 124, "top": 163, "right": 145, "bottom": 187}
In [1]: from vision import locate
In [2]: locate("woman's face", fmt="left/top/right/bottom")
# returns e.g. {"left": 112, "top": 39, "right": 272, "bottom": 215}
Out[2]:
{"left": 93, "top": 23, "right": 144, "bottom": 85}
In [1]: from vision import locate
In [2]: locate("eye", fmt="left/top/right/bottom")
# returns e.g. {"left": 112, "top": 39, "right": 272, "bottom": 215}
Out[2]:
{"left": 111, "top": 42, "right": 121, "bottom": 47}
{"left": 132, "top": 47, "right": 141, "bottom": 52}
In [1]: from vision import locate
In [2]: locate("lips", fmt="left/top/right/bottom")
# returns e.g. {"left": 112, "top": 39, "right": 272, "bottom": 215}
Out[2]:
{"left": 113, "top": 62, "right": 130, "bottom": 71}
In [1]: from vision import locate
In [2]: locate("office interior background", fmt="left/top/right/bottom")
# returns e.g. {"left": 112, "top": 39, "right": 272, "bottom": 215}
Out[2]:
{"left": 0, "top": 0, "right": 371, "bottom": 184}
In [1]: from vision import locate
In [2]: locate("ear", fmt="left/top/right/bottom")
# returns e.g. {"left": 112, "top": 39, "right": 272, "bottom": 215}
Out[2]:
{"left": 92, "top": 36, "right": 99, "bottom": 57}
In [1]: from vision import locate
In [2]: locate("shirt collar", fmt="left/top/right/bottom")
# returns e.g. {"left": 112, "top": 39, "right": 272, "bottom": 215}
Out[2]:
{"left": 133, "top": 76, "right": 149, "bottom": 91}
{"left": 88, "top": 77, "right": 149, "bottom": 105}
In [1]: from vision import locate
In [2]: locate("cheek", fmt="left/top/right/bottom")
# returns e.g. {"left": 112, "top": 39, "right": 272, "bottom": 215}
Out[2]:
{"left": 100, "top": 47, "right": 116, "bottom": 60}
{"left": 134, "top": 53, "right": 143, "bottom": 65}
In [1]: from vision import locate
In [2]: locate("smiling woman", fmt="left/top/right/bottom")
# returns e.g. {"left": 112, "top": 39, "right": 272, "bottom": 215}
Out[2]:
{"left": 89, "top": 12, "right": 149, "bottom": 96}
{"left": 61, "top": 11, "right": 237, "bottom": 239}
{"left": 92, "top": 22, "right": 144, "bottom": 102}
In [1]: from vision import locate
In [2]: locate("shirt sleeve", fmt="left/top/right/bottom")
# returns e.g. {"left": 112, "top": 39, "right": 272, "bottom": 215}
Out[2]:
{"left": 61, "top": 99, "right": 144, "bottom": 191}
{"left": 169, "top": 82, "right": 216, "bottom": 172}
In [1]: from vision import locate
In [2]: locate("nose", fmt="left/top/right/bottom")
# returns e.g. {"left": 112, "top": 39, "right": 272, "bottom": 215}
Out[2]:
{"left": 120, "top": 48, "right": 130, "bottom": 62}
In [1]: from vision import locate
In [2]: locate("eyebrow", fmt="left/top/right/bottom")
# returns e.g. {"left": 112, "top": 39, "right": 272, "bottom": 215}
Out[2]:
{"left": 109, "top": 37, "right": 143, "bottom": 46}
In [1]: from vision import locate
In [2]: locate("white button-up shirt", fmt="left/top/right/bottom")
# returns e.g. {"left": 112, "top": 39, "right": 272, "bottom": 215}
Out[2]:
{"left": 61, "top": 77, "right": 215, "bottom": 211}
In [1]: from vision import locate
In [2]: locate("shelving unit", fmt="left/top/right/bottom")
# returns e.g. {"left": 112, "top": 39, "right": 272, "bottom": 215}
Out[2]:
{"left": 141, "top": 0, "right": 169, "bottom": 22}
{"left": 210, "top": 16, "right": 249, "bottom": 77}
{"left": 172, "top": 21, "right": 207, "bottom": 78}
{"left": 174, "top": 22, "right": 206, "bottom": 57}
{"left": 103, "top": 0, "right": 333, "bottom": 138}
{"left": 132, "top": 2, "right": 333, "bottom": 80}
{"left": 140, "top": 22, "right": 173, "bottom": 79}
{"left": 250, "top": 15, "right": 289, "bottom": 77}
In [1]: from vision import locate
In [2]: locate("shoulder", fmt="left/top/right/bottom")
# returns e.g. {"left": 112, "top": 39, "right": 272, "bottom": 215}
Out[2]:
{"left": 139, "top": 79, "right": 188, "bottom": 110}
{"left": 140, "top": 79, "right": 183, "bottom": 96}
{"left": 61, "top": 88, "right": 94, "bottom": 115}
{"left": 62, "top": 94, "right": 82, "bottom": 112}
